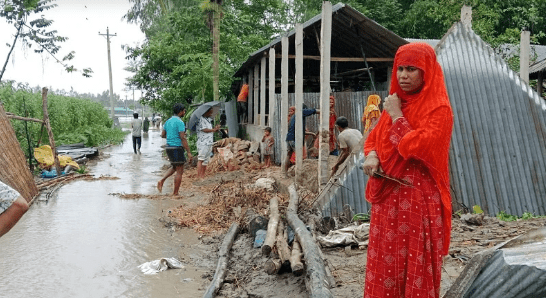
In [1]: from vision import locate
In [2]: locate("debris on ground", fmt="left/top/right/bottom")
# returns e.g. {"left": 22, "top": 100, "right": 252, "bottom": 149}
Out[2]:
{"left": 138, "top": 257, "right": 185, "bottom": 275}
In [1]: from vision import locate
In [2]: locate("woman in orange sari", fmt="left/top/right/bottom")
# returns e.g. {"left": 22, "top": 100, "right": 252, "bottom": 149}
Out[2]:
{"left": 362, "top": 43, "right": 453, "bottom": 298}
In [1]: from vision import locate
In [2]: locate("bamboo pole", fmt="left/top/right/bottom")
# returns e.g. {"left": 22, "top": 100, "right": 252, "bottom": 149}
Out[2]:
{"left": 203, "top": 222, "right": 240, "bottom": 298}
{"left": 5, "top": 113, "right": 44, "bottom": 123}
{"left": 42, "top": 88, "right": 61, "bottom": 174}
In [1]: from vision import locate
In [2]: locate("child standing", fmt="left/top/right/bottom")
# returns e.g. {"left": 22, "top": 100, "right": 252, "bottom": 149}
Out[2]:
{"left": 262, "top": 127, "right": 275, "bottom": 168}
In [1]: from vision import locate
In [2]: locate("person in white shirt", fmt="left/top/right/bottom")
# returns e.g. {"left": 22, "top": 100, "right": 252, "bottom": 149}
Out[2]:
{"left": 0, "top": 180, "right": 28, "bottom": 237}
{"left": 331, "top": 116, "right": 363, "bottom": 176}
{"left": 196, "top": 108, "right": 220, "bottom": 179}
{"left": 131, "top": 113, "right": 143, "bottom": 154}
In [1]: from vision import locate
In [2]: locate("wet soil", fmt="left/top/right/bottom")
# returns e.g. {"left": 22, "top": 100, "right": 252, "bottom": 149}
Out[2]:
{"left": 160, "top": 156, "right": 546, "bottom": 298}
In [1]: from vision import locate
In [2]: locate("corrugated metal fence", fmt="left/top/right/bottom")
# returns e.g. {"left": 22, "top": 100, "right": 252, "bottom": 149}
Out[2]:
{"left": 439, "top": 23, "right": 546, "bottom": 216}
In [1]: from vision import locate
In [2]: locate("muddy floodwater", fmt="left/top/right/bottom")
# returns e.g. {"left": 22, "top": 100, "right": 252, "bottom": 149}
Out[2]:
{"left": 0, "top": 130, "right": 208, "bottom": 297}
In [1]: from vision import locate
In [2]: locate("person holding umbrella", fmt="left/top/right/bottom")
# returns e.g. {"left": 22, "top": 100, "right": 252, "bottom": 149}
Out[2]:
{"left": 196, "top": 107, "right": 220, "bottom": 179}
{"left": 157, "top": 103, "right": 192, "bottom": 196}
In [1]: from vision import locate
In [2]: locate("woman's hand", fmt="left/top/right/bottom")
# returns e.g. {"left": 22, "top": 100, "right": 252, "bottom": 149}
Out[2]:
{"left": 363, "top": 152, "right": 380, "bottom": 176}
{"left": 383, "top": 93, "right": 403, "bottom": 120}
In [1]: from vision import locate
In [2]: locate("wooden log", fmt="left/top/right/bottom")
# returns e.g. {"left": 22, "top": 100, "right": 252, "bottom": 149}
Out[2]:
{"left": 262, "top": 197, "right": 279, "bottom": 256}
{"left": 42, "top": 88, "right": 61, "bottom": 173}
{"left": 286, "top": 184, "right": 334, "bottom": 298}
{"left": 290, "top": 239, "right": 304, "bottom": 276}
{"left": 264, "top": 258, "right": 282, "bottom": 275}
{"left": 276, "top": 219, "right": 291, "bottom": 266}
{"left": 203, "top": 222, "right": 240, "bottom": 298}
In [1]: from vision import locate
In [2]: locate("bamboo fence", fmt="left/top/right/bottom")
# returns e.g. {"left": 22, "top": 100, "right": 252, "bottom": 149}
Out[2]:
{"left": 0, "top": 103, "right": 39, "bottom": 202}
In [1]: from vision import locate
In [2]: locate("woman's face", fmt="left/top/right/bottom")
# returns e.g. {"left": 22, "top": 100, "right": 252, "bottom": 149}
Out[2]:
{"left": 397, "top": 65, "right": 424, "bottom": 93}
{"left": 329, "top": 97, "right": 335, "bottom": 107}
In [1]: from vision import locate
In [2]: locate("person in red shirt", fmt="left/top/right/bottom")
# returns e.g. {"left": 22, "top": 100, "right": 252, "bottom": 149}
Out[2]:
{"left": 362, "top": 43, "right": 453, "bottom": 298}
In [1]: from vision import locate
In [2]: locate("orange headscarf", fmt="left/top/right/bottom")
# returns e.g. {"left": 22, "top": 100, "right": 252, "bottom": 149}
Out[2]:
{"left": 362, "top": 94, "right": 381, "bottom": 134}
{"left": 237, "top": 84, "right": 249, "bottom": 102}
{"left": 364, "top": 43, "right": 453, "bottom": 254}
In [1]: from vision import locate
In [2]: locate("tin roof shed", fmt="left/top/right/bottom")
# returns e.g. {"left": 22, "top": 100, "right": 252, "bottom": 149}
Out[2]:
{"left": 232, "top": 2, "right": 407, "bottom": 93}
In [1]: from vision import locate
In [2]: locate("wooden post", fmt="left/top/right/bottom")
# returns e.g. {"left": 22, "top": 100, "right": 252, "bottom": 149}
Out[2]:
{"left": 520, "top": 30, "right": 530, "bottom": 84}
{"left": 42, "top": 87, "right": 61, "bottom": 174}
{"left": 281, "top": 35, "right": 289, "bottom": 174}
{"left": 295, "top": 23, "right": 304, "bottom": 184}
{"left": 269, "top": 47, "right": 276, "bottom": 128}
{"left": 248, "top": 70, "right": 253, "bottom": 124}
{"left": 318, "top": 2, "right": 332, "bottom": 190}
{"left": 260, "top": 56, "right": 266, "bottom": 127}
{"left": 538, "top": 71, "right": 544, "bottom": 96}
{"left": 262, "top": 197, "right": 279, "bottom": 256}
{"left": 386, "top": 66, "right": 392, "bottom": 91}
{"left": 254, "top": 64, "right": 259, "bottom": 125}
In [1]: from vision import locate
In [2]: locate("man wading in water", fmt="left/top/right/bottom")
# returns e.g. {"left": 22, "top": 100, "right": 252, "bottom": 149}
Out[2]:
{"left": 157, "top": 104, "right": 192, "bottom": 196}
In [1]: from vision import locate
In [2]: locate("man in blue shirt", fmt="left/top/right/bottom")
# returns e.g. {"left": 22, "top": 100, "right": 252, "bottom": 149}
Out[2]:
{"left": 157, "top": 104, "right": 192, "bottom": 196}
{"left": 284, "top": 105, "right": 319, "bottom": 173}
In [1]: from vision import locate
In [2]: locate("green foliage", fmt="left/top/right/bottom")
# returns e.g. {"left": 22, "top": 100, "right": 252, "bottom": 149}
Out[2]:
{"left": 496, "top": 210, "right": 546, "bottom": 221}
{"left": 123, "top": 0, "right": 546, "bottom": 115}
{"left": 0, "top": 84, "right": 127, "bottom": 159}
{"left": 352, "top": 213, "right": 370, "bottom": 222}
{"left": 496, "top": 210, "right": 518, "bottom": 221}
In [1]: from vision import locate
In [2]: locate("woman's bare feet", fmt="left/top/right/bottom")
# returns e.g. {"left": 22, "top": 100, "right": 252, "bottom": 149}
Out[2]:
{"left": 157, "top": 180, "right": 163, "bottom": 193}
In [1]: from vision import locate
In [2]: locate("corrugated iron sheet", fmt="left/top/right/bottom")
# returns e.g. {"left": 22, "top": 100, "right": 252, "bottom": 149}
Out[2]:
{"left": 437, "top": 22, "right": 546, "bottom": 216}
{"left": 446, "top": 228, "right": 546, "bottom": 298}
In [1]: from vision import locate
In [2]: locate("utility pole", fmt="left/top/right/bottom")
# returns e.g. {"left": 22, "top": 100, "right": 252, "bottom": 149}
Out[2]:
{"left": 99, "top": 27, "right": 117, "bottom": 123}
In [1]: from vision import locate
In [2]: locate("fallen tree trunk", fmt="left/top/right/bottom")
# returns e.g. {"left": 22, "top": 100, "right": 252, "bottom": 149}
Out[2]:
{"left": 290, "top": 239, "right": 304, "bottom": 276}
{"left": 262, "top": 196, "right": 279, "bottom": 256}
{"left": 203, "top": 222, "right": 240, "bottom": 298}
{"left": 286, "top": 184, "right": 334, "bottom": 298}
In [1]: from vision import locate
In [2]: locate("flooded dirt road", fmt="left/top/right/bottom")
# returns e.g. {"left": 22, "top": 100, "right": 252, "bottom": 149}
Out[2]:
{"left": 0, "top": 129, "right": 210, "bottom": 297}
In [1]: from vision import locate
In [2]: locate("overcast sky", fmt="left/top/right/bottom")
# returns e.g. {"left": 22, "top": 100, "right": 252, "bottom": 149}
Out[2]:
{"left": 0, "top": 0, "right": 146, "bottom": 99}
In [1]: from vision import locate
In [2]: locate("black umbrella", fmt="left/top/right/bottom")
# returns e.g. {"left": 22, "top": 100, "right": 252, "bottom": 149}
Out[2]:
{"left": 188, "top": 101, "right": 221, "bottom": 132}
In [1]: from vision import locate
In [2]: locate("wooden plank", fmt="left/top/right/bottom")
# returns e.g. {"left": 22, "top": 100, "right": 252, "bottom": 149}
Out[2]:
{"left": 254, "top": 64, "right": 259, "bottom": 125}
{"left": 248, "top": 71, "right": 253, "bottom": 124}
{"left": 269, "top": 47, "right": 276, "bottom": 128}
{"left": 274, "top": 54, "right": 393, "bottom": 62}
{"left": 260, "top": 57, "right": 267, "bottom": 127}
{"left": 281, "top": 35, "right": 289, "bottom": 174}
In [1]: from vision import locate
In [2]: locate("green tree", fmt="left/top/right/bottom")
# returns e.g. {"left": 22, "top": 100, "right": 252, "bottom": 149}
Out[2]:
{"left": 0, "top": 0, "right": 93, "bottom": 81}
